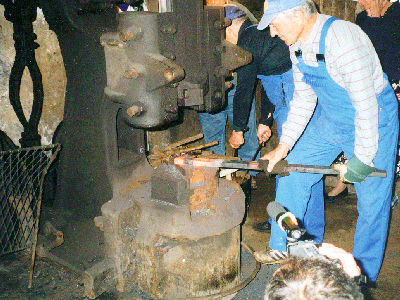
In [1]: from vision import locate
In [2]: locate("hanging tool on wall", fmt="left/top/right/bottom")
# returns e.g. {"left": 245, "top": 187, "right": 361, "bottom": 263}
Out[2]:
{"left": 2, "top": 0, "right": 43, "bottom": 147}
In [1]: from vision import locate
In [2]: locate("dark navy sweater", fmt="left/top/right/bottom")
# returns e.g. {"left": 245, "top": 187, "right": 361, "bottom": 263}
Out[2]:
{"left": 232, "top": 19, "right": 292, "bottom": 131}
{"left": 355, "top": 2, "right": 400, "bottom": 82}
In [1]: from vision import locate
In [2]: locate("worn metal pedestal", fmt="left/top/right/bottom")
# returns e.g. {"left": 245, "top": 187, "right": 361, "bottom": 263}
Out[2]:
{"left": 95, "top": 163, "right": 245, "bottom": 299}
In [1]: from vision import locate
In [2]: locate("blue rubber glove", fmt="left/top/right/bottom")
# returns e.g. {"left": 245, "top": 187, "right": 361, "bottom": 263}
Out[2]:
{"left": 344, "top": 156, "right": 375, "bottom": 183}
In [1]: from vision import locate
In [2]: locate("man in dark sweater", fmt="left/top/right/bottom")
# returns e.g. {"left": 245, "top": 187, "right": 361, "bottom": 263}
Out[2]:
{"left": 198, "top": 6, "right": 261, "bottom": 188}
{"left": 355, "top": 0, "right": 400, "bottom": 94}
{"left": 355, "top": 0, "right": 400, "bottom": 180}
{"left": 228, "top": 13, "right": 292, "bottom": 147}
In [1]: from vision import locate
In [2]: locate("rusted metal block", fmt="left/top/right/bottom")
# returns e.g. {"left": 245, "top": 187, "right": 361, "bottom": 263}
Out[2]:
{"left": 100, "top": 178, "right": 245, "bottom": 299}
{"left": 100, "top": 198, "right": 140, "bottom": 293}
{"left": 151, "top": 164, "right": 192, "bottom": 205}
{"left": 186, "top": 166, "right": 219, "bottom": 214}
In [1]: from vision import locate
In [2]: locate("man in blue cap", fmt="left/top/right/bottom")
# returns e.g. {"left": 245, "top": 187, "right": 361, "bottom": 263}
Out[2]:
{"left": 258, "top": 0, "right": 398, "bottom": 285}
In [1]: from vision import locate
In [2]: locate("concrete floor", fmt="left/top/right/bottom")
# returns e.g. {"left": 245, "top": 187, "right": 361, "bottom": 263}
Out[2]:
{"left": 1, "top": 173, "right": 399, "bottom": 299}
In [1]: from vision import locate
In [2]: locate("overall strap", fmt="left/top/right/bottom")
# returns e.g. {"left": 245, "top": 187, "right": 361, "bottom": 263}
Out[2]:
{"left": 295, "top": 17, "right": 338, "bottom": 60}
{"left": 243, "top": 24, "right": 258, "bottom": 31}
{"left": 317, "top": 17, "right": 338, "bottom": 61}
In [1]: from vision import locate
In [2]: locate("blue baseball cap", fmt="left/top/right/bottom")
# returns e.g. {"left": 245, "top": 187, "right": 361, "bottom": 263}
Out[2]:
{"left": 225, "top": 6, "right": 246, "bottom": 21}
{"left": 258, "top": 0, "right": 307, "bottom": 30}
{"left": 118, "top": 3, "right": 130, "bottom": 12}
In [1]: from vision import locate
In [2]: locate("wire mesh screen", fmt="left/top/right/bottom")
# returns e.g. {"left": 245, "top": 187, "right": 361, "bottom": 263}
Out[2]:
{"left": 0, "top": 144, "right": 61, "bottom": 256}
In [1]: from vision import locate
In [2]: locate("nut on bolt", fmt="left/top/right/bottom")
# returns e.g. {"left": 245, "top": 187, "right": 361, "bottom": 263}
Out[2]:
{"left": 127, "top": 105, "right": 143, "bottom": 117}
{"left": 124, "top": 69, "right": 139, "bottom": 79}
{"left": 120, "top": 31, "right": 134, "bottom": 42}
{"left": 214, "top": 18, "right": 231, "bottom": 29}
{"left": 164, "top": 69, "right": 175, "bottom": 82}
{"left": 120, "top": 27, "right": 143, "bottom": 42}
{"left": 214, "top": 90, "right": 223, "bottom": 99}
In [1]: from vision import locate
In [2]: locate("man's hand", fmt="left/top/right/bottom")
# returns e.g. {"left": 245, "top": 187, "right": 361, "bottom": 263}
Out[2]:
{"left": 332, "top": 156, "right": 375, "bottom": 183}
{"left": 229, "top": 131, "right": 244, "bottom": 149}
{"left": 318, "top": 243, "right": 361, "bottom": 278}
{"left": 260, "top": 143, "right": 290, "bottom": 172}
{"left": 331, "top": 163, "right": 349, "bottom": 183}
{"left": 257, "top": 124, "right": 272, "bottom": 145}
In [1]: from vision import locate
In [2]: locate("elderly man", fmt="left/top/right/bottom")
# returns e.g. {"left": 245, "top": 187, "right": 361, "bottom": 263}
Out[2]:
{"left": 221, "top": 5, "right": 325, "bottom": 235}
{"left": 257, "top": 0, "right": 399, "bottom": 284}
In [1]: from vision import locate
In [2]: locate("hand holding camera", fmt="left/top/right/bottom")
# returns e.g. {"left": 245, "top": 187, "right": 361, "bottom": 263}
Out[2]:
{"left": 267, "top": 202, "right": 363, "bottom": 280}
{"left": 318, "top": 243, "right": 361, "bottom": 278}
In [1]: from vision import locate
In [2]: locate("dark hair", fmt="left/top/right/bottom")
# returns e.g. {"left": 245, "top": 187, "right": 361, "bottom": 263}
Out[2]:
{"left": 264, "top": 257, "right": 364, "bottom": 300}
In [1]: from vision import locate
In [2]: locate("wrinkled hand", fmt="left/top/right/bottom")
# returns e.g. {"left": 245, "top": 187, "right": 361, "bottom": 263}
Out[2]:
{"left": 257, "top": 124, "right": 272, "bottom": 145}
{"left": 333, "top": 156, "right": 375, "bottom": 183}
{"left": 260, "top": 143, "right": 290, "bottom": 172}
{"left": 229, "top": 131, "right": 244, "bottom": 149}
{"left": 318, "top": 243, "right": 361, "bottom": 278}
{"left": 332, "top": 163, "right": 349, "bottom": 183}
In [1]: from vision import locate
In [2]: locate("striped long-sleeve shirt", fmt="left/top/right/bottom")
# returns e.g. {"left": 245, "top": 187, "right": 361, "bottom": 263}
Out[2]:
{"left": 280, "top": 14, "right": 387, "bottom": 166}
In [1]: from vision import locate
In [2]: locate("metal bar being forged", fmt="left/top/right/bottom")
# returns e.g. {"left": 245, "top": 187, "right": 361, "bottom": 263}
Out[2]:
{"left": 173, "top": 157, "right": 387, "bottom": 178}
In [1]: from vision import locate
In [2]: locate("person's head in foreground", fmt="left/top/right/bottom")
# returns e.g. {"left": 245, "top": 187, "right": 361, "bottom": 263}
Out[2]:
{"left": 264, "top": 256, "right": 364, "bottom": 300}
{"left": 258, "top": 0, "right": 318, "bottom": 46}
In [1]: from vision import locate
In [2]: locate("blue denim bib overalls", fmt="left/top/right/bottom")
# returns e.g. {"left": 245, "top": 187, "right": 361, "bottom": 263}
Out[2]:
{"left": 269, "top": 17, "right": 398, "bottom": 282}
{"left": 256, "top": 45, "right": 324, "bottom": 234}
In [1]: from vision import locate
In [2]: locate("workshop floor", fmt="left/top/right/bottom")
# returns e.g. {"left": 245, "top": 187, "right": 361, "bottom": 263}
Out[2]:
{"left": 1, "top": 173, "right": 399, "bottom": 300}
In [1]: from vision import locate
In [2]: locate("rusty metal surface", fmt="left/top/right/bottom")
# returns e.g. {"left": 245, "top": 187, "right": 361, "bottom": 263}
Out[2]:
{"left": 150, "top": 164, "right": 193, "bottom": 205}
{"left": 83, "top": 258, "right": 114, "bottom": 299}
{"left": 99, "top": 177, "right": 245, "bottom": 299}
{"left": 221, "top": 39, "right": 253, "bottom": 72}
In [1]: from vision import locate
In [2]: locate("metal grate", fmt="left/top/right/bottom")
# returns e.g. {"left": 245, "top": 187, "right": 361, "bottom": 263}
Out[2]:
{"left": 0, "top": 144, "right": 61, "bottom": 256}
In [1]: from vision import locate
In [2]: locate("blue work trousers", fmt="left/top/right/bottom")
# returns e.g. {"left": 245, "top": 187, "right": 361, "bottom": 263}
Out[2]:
{"left": 198, "top": 84, "right": 260, "bottom": 176}
{"left": 259, "top": 70, "right": 325, "bottom": 243}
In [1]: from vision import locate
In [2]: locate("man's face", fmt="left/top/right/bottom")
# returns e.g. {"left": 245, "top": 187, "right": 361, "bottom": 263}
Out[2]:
{"left": 357, "top": 0, "right": 374, "bottom": 10}
{"left": 270, "top": 13, "right": 303, "bottom": 46}
{"left": 225, "top": 18, "right": 242, "bottom": 45}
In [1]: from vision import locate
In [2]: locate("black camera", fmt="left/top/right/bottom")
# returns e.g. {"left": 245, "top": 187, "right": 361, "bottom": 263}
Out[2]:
{"left": 267, "top": 201, "right": 367, "bottom": 284}
{"left": 267, "top": 202, "right": 330, "bottom": 261}
{"left": 287, "top": 240, "right": 330, "bottom": 261}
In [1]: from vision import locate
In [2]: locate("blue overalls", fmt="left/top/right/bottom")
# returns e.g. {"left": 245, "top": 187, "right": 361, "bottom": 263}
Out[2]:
{"left": 258, "top": 69, "right": 325, "bottom": 243}
{"left": 270, "top": 17, "right": 399, "bottom": 282}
